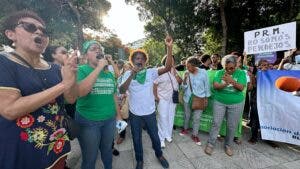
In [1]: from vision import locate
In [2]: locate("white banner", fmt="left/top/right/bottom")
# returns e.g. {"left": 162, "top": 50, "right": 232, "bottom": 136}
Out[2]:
{"left": 257, "top": 70, "right": 300, "bottom": 146}
{"left": 244, "top": 22, "right": 296, "bottom": 54}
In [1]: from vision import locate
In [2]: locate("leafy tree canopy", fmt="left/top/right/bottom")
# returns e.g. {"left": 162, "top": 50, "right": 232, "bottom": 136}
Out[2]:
{"left": 0, "top": 0, "right": 111, "bottom": 48}
{"left": 127, "top": 0, "right": 300, "bottom": 56}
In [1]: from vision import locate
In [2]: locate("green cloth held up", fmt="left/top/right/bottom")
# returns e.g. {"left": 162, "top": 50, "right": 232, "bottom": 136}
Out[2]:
{"left": 134, "top": 68, "right": 147, "bottom": 84}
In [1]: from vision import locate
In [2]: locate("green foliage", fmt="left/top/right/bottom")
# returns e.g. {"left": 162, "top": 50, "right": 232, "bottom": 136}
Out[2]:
{"left": 128, "top": 0, "right": 300, "bottom": 55}
{"left": 142, "top": 38, "right": 182, "bottom": 66}
{"left": 0, "top": 0, "right": 111, "bottom": 48}
{"left": 201, "top": 28, "right": 222, "bottom": 54}
{"left": 142, "top": 38, "right": 166, "bottom": 66}
{"left": 101, "top": 34, "right": 124, "bottom": 59}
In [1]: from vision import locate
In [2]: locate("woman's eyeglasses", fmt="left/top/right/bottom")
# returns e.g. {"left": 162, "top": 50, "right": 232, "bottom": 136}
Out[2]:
{"left": 225, "top": 67, "right": 235, "bottom": 71}
{"left": 88, "top": 47, "right": 101, "bottom": 52}
{"left": 16, "top": 22, "right": 48, "bottom": 36}
{"left": 59, "top": 50, "right": 68, "bottom": 55}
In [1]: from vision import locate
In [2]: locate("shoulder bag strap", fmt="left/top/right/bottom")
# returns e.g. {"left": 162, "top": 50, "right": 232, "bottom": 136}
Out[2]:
{"left": 10, "top": 52, "right": 48, "bottom": 90}
{"left": 188, "top": 73, "right": 193, "bottom": 94}
{"left": 167, "top": 72, "right": 175, "bottom": 90}
{"left": 202, "top": 70, "right": 207, "bottom": 97}
{"left": 10, "top": 52, "right": 69, "bottom": 115}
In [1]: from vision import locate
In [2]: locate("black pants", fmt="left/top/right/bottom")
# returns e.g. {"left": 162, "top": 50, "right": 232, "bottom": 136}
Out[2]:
{"left": 243, "top": 92, "right": 250, "bottom": 119}
{"left": 250, "top": 103, "right": 260, "bottom": 141}
{"left": 65, "top": 103, "right": 76, "bottom": 119}
{"left": 119, "top": 119, "right": 127, "bottom": 138}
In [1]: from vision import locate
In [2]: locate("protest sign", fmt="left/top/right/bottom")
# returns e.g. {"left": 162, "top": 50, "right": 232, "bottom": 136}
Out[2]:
{"left": 257, "top": 70, "right": 300, "bottom": 145}
{"left": 244, "top": 22, "right": 296, "bottom": 54}
{"left": 254, "top": 52, "right": 277, "bottom": 65}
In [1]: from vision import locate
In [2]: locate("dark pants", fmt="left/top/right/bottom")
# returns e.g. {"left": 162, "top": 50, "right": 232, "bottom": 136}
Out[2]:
{"left": 250, "top": 103, "right": 260, "bottom": 141}
{"left": 243, "top": 92, "right": 250, "bottom": 119}
{"left": 75, "top": 113, "right": 115, "bottom": 169}
{"left": 65, "top": 103, "right": 76, "bottom": 118}
{"left": 129, "top": 112, "right": 163, "bottom": 162}
{"left": 119, "top": 119, "right": 127, "bottom": 139}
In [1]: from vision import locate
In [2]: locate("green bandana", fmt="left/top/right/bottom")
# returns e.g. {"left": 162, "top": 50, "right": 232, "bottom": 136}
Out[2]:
{"left": 82, "top": 40, "right": 100, "bottom": 54}
{"left": 134, "top": 69, "right": 147, "bottom": 84}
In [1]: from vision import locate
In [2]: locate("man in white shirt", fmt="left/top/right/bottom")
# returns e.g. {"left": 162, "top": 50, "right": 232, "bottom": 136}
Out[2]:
{"left": 119, "top": 35, "right": 173, "bottom": 169}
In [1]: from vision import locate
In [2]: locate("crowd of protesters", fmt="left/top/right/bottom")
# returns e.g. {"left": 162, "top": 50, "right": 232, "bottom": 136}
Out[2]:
{"left": 0, "top": 10, "right": 299, "bottom": 169}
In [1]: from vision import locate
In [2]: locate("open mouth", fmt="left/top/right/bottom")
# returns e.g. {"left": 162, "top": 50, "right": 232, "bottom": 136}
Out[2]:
{"left": 34, "top": 36, "right": 43, "bottom": 44}
{"left": 136, "top": 63, "right": 142, "bottom": 67}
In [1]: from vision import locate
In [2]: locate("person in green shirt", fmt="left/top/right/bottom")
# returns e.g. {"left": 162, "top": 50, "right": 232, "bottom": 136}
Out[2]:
{"left": 75, "top": 40, "right": 121, "bottom": 169}
{"left": 205, "top": 54, "right": 247, "bottom": 157}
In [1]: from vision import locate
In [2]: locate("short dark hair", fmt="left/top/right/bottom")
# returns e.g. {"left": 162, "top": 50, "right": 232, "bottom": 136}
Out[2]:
{"left": 231, "top": 51, "right": 244, "bottom": 63}
{"left": 161, "top": 55, "right": 175, "bottom": 66}
{"left": 200, "top": 54, "right": 211, "bottom": 63}
{"left": 186, "top": 56, "right": 200, "bottom": 67}
{"left": 129, "top": 49, "right": 148, "bottom": 66}
{"left": 0, "top": 10, "right": 45, "bottom": 46}
{"left": 231, "top": 51, "right": 242, "bottom": 57}
{"left": 43, "top": 46, "right": 60, "bottom": 62}
{"left": 211, "top": 53, "right": 221, "bottom": 58}
{"left": 257, "top": 59, "right": 269, "bottom": 66}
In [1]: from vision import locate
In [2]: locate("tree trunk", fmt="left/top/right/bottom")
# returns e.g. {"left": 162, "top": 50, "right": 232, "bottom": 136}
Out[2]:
{"left": 219, "top": 0, "right": 227, "bottom": 55}
{"left": 66, "top": 0, "right": 84, "bottom": 49}
{"left": 289, "top": 0, "right": 294, "bottom": 19}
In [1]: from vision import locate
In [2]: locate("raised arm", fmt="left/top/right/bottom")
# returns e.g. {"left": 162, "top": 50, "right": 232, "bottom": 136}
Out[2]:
{"left": 63, "top": 53, "right": 79, "bottom": 104}
{"left": 243, "top": 51, "right": 248, "bottom": 67}
{"left": 158, "top": 35, "right": 173, "bottom": 75}
{"left": 174, "top": 70, "right": 183, "bottom": 85}
{"left": 106, "top": 55, "right": 121, "bottom": 78}
{"left": 278, "top": 58, "right": 289, "bottom": 70}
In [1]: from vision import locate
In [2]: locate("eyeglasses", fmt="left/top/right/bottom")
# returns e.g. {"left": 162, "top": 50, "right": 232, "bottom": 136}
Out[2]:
{"left": 88, "top": 46, "right": 101, "bottom": 52}
{"left": 225, "top": 67, "right": 235, "bottom": 71}
{"left": 59, "top": 50, "right": 68, "bottom": 55}
{"left": 16, "top": 21, "right": 48, "bottom": 36}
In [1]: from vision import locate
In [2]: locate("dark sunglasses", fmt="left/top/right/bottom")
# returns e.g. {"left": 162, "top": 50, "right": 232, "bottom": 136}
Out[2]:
{"left": 226, "top": 67, "right": 235, "bottom": 71}
{"left": 16, "top": 22, "right": 48, "bottom": 36}
{"left": 59, "top": 50, "right": 68, "bottom": 55}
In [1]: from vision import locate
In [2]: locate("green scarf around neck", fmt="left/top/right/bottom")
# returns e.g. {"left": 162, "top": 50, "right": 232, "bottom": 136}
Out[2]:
{"left": 134, "top": 68, "right": 147, "bottom": 84}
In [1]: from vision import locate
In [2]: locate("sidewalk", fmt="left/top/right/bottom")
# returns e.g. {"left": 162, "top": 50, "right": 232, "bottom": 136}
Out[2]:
{"left": 67, "top": 126, "right": 300, "bottom": 169}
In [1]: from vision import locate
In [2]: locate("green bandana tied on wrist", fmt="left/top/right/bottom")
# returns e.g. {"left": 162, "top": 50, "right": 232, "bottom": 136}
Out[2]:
{"left": 134, "top": 69, "right": 147, "bottom": 84}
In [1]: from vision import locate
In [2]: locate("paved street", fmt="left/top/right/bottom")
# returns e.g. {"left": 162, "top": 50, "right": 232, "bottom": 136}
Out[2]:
{"left": 67, "top": 126, "right": 300, "bottom": 169}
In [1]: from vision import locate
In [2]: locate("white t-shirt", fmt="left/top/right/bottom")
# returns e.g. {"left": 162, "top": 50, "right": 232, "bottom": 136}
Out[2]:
{"left": 283, "top": 63, "right": 300, "bottom": 70}
{"left": 121, "top": 68, "right": 159, "bottom": 116}
{"left": 154, "top": 71, "right": 178, "bottom": 101}
{"left": 243, "top": 69, "right": 250, "bottom": 83}
{"left": 108, "top": 65, "right": 114, "bottom": 72}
